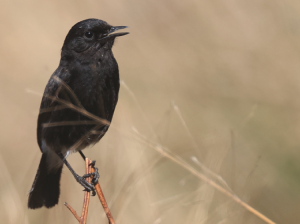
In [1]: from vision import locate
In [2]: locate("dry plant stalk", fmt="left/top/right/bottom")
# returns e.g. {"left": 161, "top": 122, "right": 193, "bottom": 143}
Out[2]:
{"left": 64, "top": 158, "right": 92, "bottom": 224}
{"left": 91, "top": 165, "right": 115, "bottom": 224}
{"left": 64, "top": 158, "right": 115, "bottom": 224}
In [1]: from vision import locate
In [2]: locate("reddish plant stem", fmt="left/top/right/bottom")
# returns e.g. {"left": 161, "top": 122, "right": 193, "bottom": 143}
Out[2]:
{"left": 91, "top": 166, "right": 115, "bottom": 224}
{"left": 64, "top": 158, "right": 92, "bottom": 224}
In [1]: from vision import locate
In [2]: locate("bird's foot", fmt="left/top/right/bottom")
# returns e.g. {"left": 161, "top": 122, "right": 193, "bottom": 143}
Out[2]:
{"left": 82, "top": 160, "right": 100, "bottom": 186}
{"left": 75, "top": 174, "right": 96, "bottom": 196}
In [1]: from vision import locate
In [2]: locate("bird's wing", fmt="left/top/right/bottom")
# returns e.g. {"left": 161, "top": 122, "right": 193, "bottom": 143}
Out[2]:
{"left": 37, "top": 67, "right": 78, "bottom": 150}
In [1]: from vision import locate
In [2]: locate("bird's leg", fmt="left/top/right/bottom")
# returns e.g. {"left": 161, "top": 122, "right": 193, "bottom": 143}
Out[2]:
{"left": 79, "top": 151, "right": 86, "bottom": 160}
{"left": 78, "top": 151, "right": 100, "bottom": 185}
{"left": 57, "top": 152, "right": 96, "bottom": 196}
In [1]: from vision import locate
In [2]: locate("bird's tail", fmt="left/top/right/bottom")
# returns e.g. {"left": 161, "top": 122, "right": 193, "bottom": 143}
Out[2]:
{"left": 28, "top": 153, "right": 63, "bottom": 209}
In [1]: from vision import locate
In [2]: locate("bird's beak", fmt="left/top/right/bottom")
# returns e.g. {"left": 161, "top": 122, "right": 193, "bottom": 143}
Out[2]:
{"left": 101, "top": 26, "right": 129, "bottom": 40}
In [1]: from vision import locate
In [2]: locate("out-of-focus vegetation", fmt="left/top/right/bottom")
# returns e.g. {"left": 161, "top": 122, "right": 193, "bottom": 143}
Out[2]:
{"left": 0, "top": 0, "right": 300, "bottom": 223}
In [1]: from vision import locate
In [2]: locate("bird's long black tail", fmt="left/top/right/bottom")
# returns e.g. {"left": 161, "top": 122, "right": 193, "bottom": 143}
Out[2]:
{"left": 28, "top": 153, "right": 63, "bottom": 209}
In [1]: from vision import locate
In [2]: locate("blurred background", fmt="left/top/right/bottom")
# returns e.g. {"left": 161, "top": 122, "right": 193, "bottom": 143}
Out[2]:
{"left": 0, "top": 0, "right": 300, "bottom": 223}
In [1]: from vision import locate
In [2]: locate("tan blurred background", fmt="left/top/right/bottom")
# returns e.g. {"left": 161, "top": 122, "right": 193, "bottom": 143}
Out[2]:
{"left": 1, "top": 0, "right": 300, "bottom": 223}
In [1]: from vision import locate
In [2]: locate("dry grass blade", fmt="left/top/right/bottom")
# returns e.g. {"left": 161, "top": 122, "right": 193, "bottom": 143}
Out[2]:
{"left": 121, "top": 80, "right": 158, "bottom": 139}
{"left": 172, "top": 101, "right": 233, "bottom": 192}
{"left": 43, "top": 94, "right": 110, "bottom": 126}
{"left": 68, "top": 124, "right": 104, "bottom": 152}
{"left": 26, "top": 78, "right": 109, "bottom": 127}
{"left": 42, "top": 120, "right": 100, "bottom": 128}
{"left": 131, "top": 128, "right": 276, "bottom": 224}
{"left": 39, "top": 105, "right": 70, "bottom": 113}
{"left": 171, "top": 101, "right": 200, "bottom": 154}
{"left": 53, "top": 75, "right": 84, "bottom": 108}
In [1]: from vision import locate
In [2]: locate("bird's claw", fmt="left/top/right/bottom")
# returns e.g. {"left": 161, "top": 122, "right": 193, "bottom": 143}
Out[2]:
{"left": 89, "top": 160, "right": 96, "bottom": 167}
{"left": 76, "top": 175, "right": 96, "bottom": 196}
{"left": 85, "top": 160, "right": 100, "bottom": 185}
{"left": 83, "top": 188, "right": 96, "bottom": 196}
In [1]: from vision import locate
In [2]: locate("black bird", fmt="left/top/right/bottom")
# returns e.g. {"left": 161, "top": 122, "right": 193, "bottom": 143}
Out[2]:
{"left": 28, "top": 19, "right": 128, "bottom": 209}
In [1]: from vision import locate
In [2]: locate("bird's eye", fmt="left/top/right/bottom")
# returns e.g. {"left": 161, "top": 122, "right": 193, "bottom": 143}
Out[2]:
{"left": 84, "top": 31, "right": 94, "bottom": 39}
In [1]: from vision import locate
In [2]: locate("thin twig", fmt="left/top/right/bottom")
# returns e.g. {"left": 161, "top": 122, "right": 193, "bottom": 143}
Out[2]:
{"left": 64, "top": 158, "right": 92, "bottom": 224}
{"left": 64, "top": 202, "right": 81, "bottom": 222}
{"left": 81, "top": 159, "right": 92, "bottom": 224}
{"left": 91, "top": 165, "right": 115, "bottom": 224}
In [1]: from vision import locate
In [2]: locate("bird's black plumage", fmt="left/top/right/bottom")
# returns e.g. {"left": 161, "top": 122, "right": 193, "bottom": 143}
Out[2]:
{"left": 28, "top": 19, "right": 128, "bottom": 209}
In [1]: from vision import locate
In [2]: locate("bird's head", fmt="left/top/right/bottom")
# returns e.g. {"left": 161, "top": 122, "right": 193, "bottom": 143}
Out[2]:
{"left": 61, "top": 19, "right": 128, "bottom": 60}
